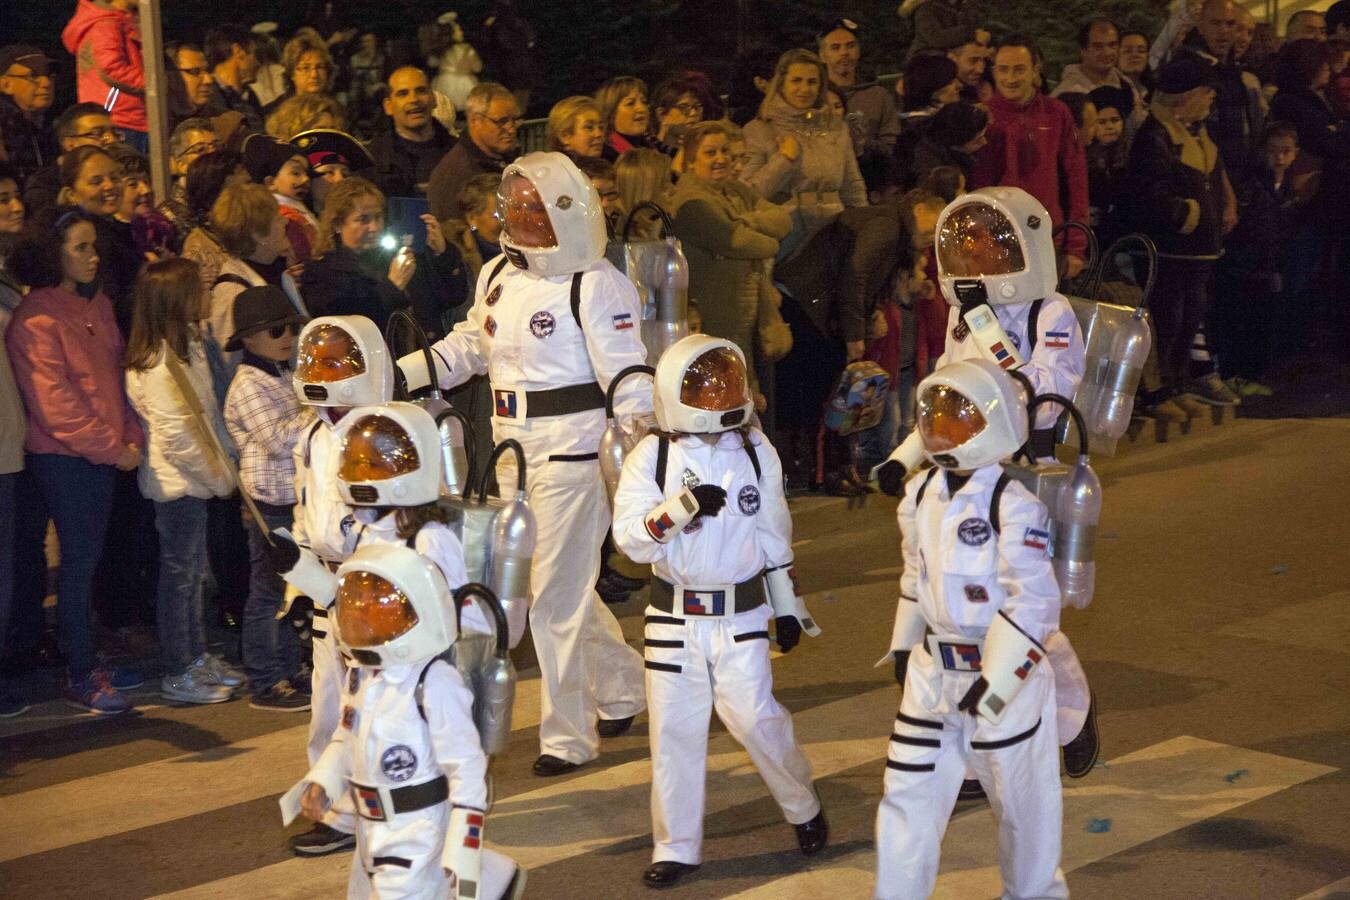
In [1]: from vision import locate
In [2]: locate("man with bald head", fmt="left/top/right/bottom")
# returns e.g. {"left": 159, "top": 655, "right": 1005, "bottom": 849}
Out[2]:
{"left": 368, "top": 65, "right": 456, "bottom": 197}
{"left": 1175, "top": 0, "right": 1263, "bottom": 175}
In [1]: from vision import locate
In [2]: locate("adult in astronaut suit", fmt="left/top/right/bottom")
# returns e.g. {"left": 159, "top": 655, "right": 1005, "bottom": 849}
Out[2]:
{"left": 298, "top": 542, "right": 525, "bottom": 900}
{"left": 874, "top": 187, "right": 1098, "bottom": 777}
{"left": 611, "top": 335, "right": 827, "bottom": 888}
{"left": 875, "top": 359, "right": 1067, "bottom": 900}
{"left": 274, "top": 315, "right": 394, "bottom": 856}
{"left": 399, "top": 151, "right": 647, "bottom": 776}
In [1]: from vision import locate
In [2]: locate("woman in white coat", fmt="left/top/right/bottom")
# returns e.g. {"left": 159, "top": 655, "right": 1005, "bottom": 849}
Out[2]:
{"left": 125, "top": 258, "right": 243, "bottom": 705}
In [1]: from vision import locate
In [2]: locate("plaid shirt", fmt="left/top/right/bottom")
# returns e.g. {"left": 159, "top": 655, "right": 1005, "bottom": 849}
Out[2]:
{"left": 224, "top": 352, "right": 315, "bottom": 505}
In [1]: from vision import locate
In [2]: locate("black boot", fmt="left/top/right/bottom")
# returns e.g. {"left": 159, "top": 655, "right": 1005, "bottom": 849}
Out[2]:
{"left": 532, "top": 754, "right": 582, "bottom": 777}
{"left": 795, "top": 809, "right": 828, "bottom": 855}
{"left": 642, "top": 861, "right": 699, "bottom": 888}
{"left": 597, "top": 715, "right": 635, "bottom": 738}
{"left": 1062, "top": 692, "right": 1100, "bottom": 778}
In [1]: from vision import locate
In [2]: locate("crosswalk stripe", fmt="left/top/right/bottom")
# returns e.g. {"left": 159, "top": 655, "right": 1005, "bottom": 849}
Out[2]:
{"left": 723, "top": 735, "right": 1338, "bottom": 898}
{"left": 0, "top": 676, "right": 543, "bottom": 863}
{"left": 153, "top": 686, "right": 899, "bottom": 898}
{"left": 1296, "top": 875, "right": 1350, "bottom": 899}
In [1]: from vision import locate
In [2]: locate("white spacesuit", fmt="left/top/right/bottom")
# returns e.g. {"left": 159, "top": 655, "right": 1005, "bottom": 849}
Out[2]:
{"left": 399, "top": 152, "right": 647, "bottom": 773}
{"left": 875, "top": 188, "right": 1094, "bottom": 765}
{"left": 874, "top": 360, "right": 1067, "bottom": 900}
{"left": 278, "top": 315, "right": 394, "bottom": 852}
{"left": 611, "top": 336, "right": 826, "bottom": 888}
{"left": 300, "top": 542, "right": 524, "bottom": 900}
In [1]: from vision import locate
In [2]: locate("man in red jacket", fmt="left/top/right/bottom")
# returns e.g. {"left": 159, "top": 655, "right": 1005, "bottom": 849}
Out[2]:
{"left": 971, "top": 35, "right": 1090, "bottom": 278}
{"left": 62, "top": 0, "right": 147, "bottom": 151}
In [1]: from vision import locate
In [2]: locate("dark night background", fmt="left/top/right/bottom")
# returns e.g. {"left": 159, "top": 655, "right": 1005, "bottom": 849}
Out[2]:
{"left": 3, "top": 0, "right": 1167, "bottom": 115}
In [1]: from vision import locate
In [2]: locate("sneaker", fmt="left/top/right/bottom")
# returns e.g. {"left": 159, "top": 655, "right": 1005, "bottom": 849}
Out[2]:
{"left": 93, "top": 663, "right": 144, "bottom": 691}
{"left": 289, "top": 672, "right": 312, "bottom": 696}
{"left": 198, "top": 653, "right": 246, "bottom": 688}
{"left": 0, "top": 693, "right": 31, "bottom": 718}
{"left": 595, "top": 573, "right": 633, "bottom": 604}
{"left": 1188, "top": 372, "right": 1240, "bottom": 406}
{"left": 1227, "top": 377, "right": 1273, "bottom": 397}
{"left": 289, "top": 822, "right": 356, "bottom": 856}
{"left": 250, "top": 682, "right": 310, "bottom": 712}
{"left": 161, "top": 669, "right": 234, "bottom": 704}
{"left": 64, "top": 673, "right": 133, "bottom": 715}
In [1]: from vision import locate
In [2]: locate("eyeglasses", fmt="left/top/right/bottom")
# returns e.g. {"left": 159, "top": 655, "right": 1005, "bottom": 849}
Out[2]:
{"left": 482, "top": 113, "right": 523, "bottom": 130}
{"left": 598, "top": 189, "right": 620, "bottom": 202}
{"left": 295, "top": 64, "right": 331, "bottom": 76}
{"left": 178, "top": 141, "right": 221, "bottom": 159}
{"left": 268, "top": 323, "right": 298, "bottom": 339}
{"left": 71, "top": 126, "right": 118, "bottom": 143}
{"left": 4, "top": 69, "right": 52, "bottom": 84}
{"left": 673, "top": 101, "right": 704, "bottom": 116}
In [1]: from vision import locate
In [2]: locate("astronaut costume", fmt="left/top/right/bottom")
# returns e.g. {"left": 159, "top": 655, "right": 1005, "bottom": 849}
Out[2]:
{"left": 876, "top": 188, "right": 1093, "bottom": 754}
{"left": 874, "top": 360, "right": 1067, "bottom": 900}
{"left": 301, "top": 543, "right": 524, "bottom": 900}
{"left": 400, "top": 152, "right": 647, "bottom": 770}
{"left": 610, "top": 336, "right": 826, "bottom": 887}
{"left": 279, "top": 316, "right": 395, "bottom": 846}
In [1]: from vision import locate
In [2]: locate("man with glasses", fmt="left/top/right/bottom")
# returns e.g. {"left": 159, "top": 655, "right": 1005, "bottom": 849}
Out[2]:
{"left": 21, "top": 102, "right": 120, "bottom": 217}
{"left": 156, "top": 117, "right": 221, "bottom": 237}
{"left": 427, "top": 82, "right": 521, "bottom": 221}
{"left": 0, "top": 46, "right": 59, "bottom": 183}
{"left": 818, "top": 19, "right": 901, "bottom": 194}
{"left": 167, "top": 42, "right": 215, "bottom": 129}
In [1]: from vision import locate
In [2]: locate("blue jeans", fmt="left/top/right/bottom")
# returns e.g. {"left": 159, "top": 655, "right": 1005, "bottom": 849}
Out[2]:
{"left": 0, "top": 473, "right": 15, "bottom": 654}
{"left": 154, "top": 497, "right": 209, "bottom": 675}
{"left": 858, "top": 368, "right": 917, "bottom": 468}
{"left": 243, "top": 503, "right": 299, "bottom": 693}
{"left": 20, "top": 454, "right": 116, "bottom": 680}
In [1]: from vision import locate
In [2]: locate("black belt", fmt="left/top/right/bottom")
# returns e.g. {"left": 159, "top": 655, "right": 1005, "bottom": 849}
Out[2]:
{"left": 650, "top": 576, "right": 766, "bottom": 615}
{"left": 351, "top": 774, "right": 448, "bottom": 819}
{"left": 492, "top": 381, "right": 605, "bottom": 418}
{"left": 1030, "top": 427, "right": 1056, "bottom": 458}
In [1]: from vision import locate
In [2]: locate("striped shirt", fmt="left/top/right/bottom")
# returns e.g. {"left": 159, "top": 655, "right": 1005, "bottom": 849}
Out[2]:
{"left": 224, "top": 352, "right": 315, "bottom": 505}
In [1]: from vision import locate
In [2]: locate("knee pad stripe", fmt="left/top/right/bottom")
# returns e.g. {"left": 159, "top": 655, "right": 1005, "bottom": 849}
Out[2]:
{"left": 643, "top": 638, "right": 684, "bottom": 648}
{"left": 733, "top": 631, "right": 770, "bottom": 642}
{"left": 971, "top": 717, "right": 1041, "bottom": 750}
{"left": 886, "top": 759, "right": 937, "bottom": 772}
{"left": 897, "top": 712, "right": 944, "bottom": 731}
{"left": 890, "top": 733, "right": 941, "bottom": 748}
{"left": 644, "top": 660, "right": 682, "bottom": 673}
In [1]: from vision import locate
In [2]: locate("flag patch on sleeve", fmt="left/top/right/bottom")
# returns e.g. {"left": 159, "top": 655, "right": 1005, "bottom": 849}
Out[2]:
{"left": 1045, "top": 330, "right": 1070, "bottom": 349}
{"left": 1023, "top": 527, "right": 1050, "bottom": 551}
{"left": 613, "top": 312, "right": 634, "bottom": 331}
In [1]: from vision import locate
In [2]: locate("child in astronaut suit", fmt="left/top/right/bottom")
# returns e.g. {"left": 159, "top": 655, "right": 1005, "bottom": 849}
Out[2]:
{"left": 874, "top": 359, "right": 1067, "bottom": 900}
{"left": 611, "top": 335, "right": 827, "bottom": 889}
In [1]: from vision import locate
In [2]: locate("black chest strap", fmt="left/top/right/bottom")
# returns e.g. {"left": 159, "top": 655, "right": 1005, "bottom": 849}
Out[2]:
{"left": 483, "top": 256, "right": 510, "bottom": 295}
{"left": 654, "top": 433, "right": 762, "bottom": 490}
{"left": 913, "top": 468, "right": 1010, "bottom": 534}
{"left": 570, "top": 271, "right": 584, "bottom": 332}
{"left": 301, "top": 419, "right": 324, "bottom": 467}
{"left": 1025, "top": 298, "right": 1044, "bottom": 356}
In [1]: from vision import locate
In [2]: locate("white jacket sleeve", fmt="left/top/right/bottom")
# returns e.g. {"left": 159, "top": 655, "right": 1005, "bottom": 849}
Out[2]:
{"left": 994, "top": 482, "right": 1061, "bottom": 643}
{"left": 611, "top": 434, "right": 672, "bottom": 565}
{"left": 580, "top": 268, "right": 654, "bottom": 424}
{"left": 751, "top": 431, "right": 793, "bottom": 567}
{"left": 896, "top": 469, "right": 926, "bottom": 604}
{"left": 1025, "top": 297, "right": 1086, "bottom": 431}
{"left": 304, "top": 729, "right": 349, "bottom": 807}
{"left": 424, "top": 660, "right": 490, "bottom": 810}
{"left": 428, "top": 264, "right": 495, "bottom": 391}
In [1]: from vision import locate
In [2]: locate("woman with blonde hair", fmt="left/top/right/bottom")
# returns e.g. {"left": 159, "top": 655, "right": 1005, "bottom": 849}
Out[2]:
{"left": 547, "top": 95, "right": 606, "bottom": 159}
{"left": 265, "top": 94, "right": 348, "bottom": 142}
{"left": 124, "top": 257, "right": 241, "bottom": 705}
{"left": 595, "top": 76, "right": 654, "bottom": 161}
{"left": 271, "top": 33, "right": 336, "bottom": 109}
{"left": 613, "top": 147, "right": 672, "bottom": 241}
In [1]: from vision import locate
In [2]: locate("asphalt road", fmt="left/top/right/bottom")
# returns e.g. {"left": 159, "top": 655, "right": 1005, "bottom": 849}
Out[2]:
{"left": 1, "top": 401, "right": 1347, "bottom": 899}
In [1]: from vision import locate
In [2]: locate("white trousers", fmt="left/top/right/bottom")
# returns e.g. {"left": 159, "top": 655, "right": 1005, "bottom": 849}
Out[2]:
{"left": 875, "top": 648, "right": 1067, "bottom": 900}
{"left": 498, "top": 453, "right": 645, "bottom": 763}
{"left": 345, "top": 802, "right": 519, "bottom": 900}
{"left": 1045, "top": 630, "right": 1090, "bottom": 744}
{"left": 644, "top": 604, "right": 819, "bottom": 864}
{"left": 310, "top": 617, "right": 356, "bottom": 833}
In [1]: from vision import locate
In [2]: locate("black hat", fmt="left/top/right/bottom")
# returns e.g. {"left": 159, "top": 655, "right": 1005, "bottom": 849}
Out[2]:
{"left": 1155, "top": 58, "right": 1218, "bottom": 95}
{"left": 291, "top": 128, "right": 374, "bottom": 176}
{"left": 819, "top": 18, "right": 860, "bottom": 40}
{"left": 0, "top": 45, "right": 54, "bottom": 77}
{"left": 226, "top": 285, "right": 307, "bottom": 351}
{"left": 242, "top": 132, "right": 301, "bottom": 183}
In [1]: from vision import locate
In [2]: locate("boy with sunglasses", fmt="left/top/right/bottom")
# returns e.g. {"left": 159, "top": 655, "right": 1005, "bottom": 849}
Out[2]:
{"left": 223, "top": 286, "right": 314, "bottom": 712}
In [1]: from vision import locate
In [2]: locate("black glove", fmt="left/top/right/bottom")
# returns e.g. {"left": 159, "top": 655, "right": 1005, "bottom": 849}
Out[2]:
{"left": 774, "top": 615, "right": 801, "bottom": 653}
{"left": 894, "top": 650, "right": 910, "bottom": 686}
{"left": 286, "top": 594, "right": 314, "bottom": 635}
{"left": 265, "top": 532, "right": 301, "bottom": 575}
{"left": 876, "top": 460, "right": 907, "bottom": 497}
{"left": 957, "top": 676, "right": 989, "bottom": 716}
{"left": 690, "top": 484, "right": 727, "bottom": 519}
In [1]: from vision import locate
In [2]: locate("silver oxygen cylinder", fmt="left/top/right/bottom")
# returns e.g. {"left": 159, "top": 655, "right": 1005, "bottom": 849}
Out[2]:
{"left": 598, "top": 364, "right": 656, "bottom": 502}
{"left": 479, "top": 439, "right": 533, "bottom": 648}
{"left": 451, "top": 584, "right": 516, "bottom": 757}
{"left": 644, "top": 236, "right": 690, "bottom": 363}
{"left": 1090, "top": 308, "right": 1151, "bottom": 441}
{"left": 1054, "top": 457, "right": 1101, "bottom": 610}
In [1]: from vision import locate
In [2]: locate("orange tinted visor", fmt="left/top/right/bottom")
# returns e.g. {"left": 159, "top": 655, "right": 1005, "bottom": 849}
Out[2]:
{"left": 936, "top": 203, "right": 1026, "bottom": 278}
{"left": 339, "top": 415, "right": 420, "bottom": 483}
{"left": 335, "top": 570, "right": 419, "bottom": 647}
{"left": 680, "top": 348, "right": 750, "bottom": 412}
{"left": 917, "top": 384, "right": 987, "bottom": 452}
{"left": 498, "top": 172, "right": 558, "bottom": 249}
{"left": 295, "top": 324, "right": 366, "bottom": 383}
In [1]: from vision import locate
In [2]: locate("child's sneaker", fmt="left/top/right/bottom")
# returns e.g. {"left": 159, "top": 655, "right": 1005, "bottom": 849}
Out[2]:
{"left": 289, "top": 822, "right": 356, "bottom": 856}
{"left": 249, "top": 681, "right": 310, "bottom": 712}
{"left": 65, "top": 673, "right": 133, "bottom": 715}
{"left": 198, "top": 653, "right": 246, "bottom": 688}
{"left": 161, "top": 668, "right": 234, "bottom": 704}
{"left": 93, "top": 662, "right": 144, "bottom": 691}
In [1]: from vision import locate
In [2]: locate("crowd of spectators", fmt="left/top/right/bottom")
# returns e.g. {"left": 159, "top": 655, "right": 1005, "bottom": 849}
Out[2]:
{"left": 0, "top": 0, "right": 1347, "bottom": 713}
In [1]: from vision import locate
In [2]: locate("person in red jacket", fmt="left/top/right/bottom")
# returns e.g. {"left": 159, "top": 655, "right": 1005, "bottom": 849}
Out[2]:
{"left": 62, "top": 0, "right": 148, "bottom": 151}
{"left": 971, "top": 35, "right": 1090, "bottom": 278}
